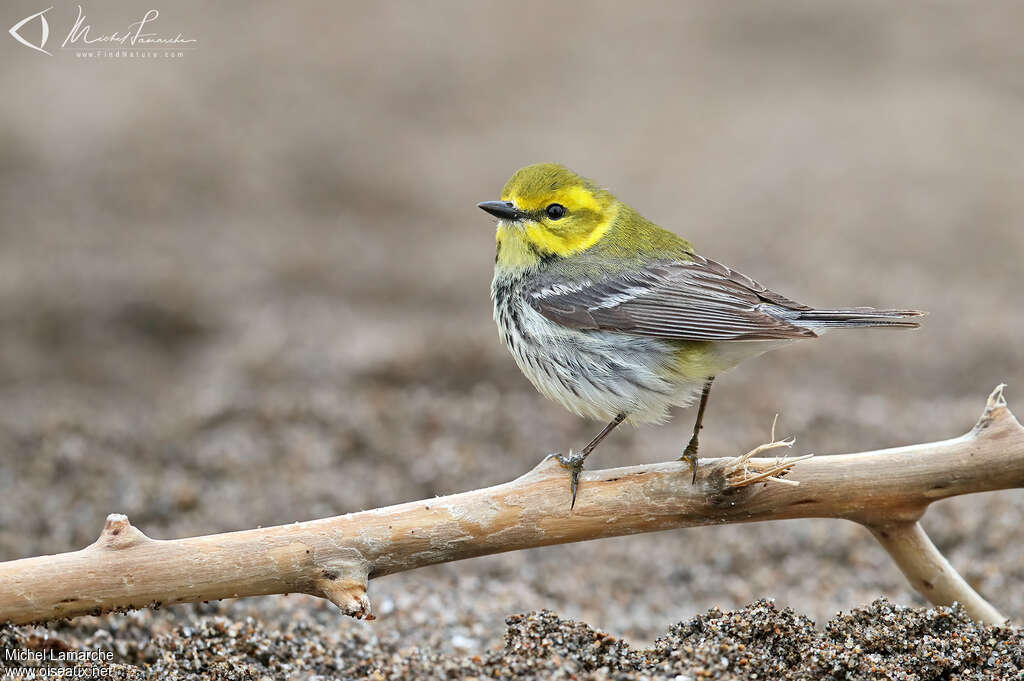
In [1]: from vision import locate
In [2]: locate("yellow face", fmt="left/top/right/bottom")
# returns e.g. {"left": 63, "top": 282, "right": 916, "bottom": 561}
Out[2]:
{"left": 488, "top": 163, "right": 620, "bottom": 269}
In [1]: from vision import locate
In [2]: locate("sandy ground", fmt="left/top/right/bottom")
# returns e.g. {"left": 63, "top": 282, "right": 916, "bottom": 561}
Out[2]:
{"left": 2, "top": 600, "right": 1022, "bottom": 679}
{"left": 1, "top": 1, "right": 1022, "bottom": 678}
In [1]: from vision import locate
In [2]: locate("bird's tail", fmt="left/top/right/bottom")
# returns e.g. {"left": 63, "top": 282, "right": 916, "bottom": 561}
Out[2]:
{"left": 794, "top": 307, "right": 926, "bottom": 330}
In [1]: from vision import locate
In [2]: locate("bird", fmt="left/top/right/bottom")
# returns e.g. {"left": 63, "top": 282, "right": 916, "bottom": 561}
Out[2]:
{"left": 479, "top": 163, "right": 925, "bottom": 508}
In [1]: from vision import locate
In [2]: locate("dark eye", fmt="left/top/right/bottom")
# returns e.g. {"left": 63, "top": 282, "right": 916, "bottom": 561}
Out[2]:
{"left": 546, "top": 203, "right": 566, "bottom": 220}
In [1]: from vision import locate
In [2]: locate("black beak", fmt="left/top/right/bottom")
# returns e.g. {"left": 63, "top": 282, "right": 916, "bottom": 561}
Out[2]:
{"left": 478, "top": 200, "right": 527, "bottom": 221}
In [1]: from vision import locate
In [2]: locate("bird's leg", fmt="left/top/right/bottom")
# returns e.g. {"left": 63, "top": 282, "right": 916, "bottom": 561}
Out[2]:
{"left": 679, "top": 376, "right": 715, "bottom": 483}
{"left": 556, "top": 412, "right": 626, "bottom": 509}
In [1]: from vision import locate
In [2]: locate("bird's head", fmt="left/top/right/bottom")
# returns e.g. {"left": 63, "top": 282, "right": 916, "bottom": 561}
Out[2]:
{"left": 479, "top": 163, "right": 620, "bottom": 269}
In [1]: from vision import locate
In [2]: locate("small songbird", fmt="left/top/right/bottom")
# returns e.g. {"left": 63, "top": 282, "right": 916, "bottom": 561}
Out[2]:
{"left": 479, "top": 163, "right": 925, "bottom": 507}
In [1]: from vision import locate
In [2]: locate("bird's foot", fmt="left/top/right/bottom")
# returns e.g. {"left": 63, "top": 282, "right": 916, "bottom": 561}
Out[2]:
{"left": 678, "top": 440, "right": 700, "bottom": 484}
{"left": 555, "top": 450, "right": 587, "bottom": 510}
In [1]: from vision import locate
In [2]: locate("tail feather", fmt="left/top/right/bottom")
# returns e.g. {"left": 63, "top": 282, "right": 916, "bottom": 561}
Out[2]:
{"left": 793, "top": 307, "right": 926, "bottom": 330}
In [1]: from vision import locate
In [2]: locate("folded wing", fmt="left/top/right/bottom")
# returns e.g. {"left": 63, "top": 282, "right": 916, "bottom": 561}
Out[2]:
{"left": 526, "top": 255, "right": 819, "bottom": 341}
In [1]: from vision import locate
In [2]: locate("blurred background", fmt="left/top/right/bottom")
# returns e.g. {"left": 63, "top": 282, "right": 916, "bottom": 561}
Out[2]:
{"left": 1, "top": 0, "right": 1022, "bottom": 654}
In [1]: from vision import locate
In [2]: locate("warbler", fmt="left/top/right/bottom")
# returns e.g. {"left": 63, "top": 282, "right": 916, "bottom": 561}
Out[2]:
{"left": 479, "top": 163, "right": 924, "bottom": 507}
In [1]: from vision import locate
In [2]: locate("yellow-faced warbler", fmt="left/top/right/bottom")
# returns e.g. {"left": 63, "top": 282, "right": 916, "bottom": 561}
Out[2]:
{"left": 479, "top": 163, "right": 925, "bottom": 507}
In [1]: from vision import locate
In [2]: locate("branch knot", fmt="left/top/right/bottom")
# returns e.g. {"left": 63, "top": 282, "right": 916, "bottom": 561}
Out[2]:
{"left": 93, "top": 514, "right": 151, "bottom": 551}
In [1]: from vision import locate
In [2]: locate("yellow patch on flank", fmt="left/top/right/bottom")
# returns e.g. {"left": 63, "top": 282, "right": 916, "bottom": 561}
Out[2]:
{"left": 671, "top": 341, "right": 718, "bottom": 381}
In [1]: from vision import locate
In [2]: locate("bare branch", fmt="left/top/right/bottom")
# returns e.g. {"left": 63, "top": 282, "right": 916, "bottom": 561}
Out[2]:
{"left": 0, "top": 386, "right": 1020, "bottom": 626}
{"left": 869, "top": 521, "right": 1005, "bottom": 625}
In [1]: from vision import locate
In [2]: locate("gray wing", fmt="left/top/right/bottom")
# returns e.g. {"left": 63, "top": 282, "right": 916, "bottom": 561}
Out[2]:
{"left": 526, "top": 255, "right": 819, "bottom": 341}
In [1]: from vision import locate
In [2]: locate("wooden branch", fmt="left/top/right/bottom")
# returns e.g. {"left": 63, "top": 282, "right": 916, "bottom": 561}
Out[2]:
{"left": 868, "top": 521, "right": 1005, "bottom": 625}
{"left": 1, "top": 386, "right": 1020, "bottom": 626}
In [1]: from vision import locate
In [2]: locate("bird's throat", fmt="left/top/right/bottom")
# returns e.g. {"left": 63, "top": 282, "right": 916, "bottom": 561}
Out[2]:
{"left": 495, "top": 223, "right": 551, "bottom": 270}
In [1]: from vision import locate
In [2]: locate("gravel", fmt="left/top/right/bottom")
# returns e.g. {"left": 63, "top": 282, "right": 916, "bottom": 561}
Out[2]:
{"left": 3, "top": 600, "right": 1020, "bottom": 679}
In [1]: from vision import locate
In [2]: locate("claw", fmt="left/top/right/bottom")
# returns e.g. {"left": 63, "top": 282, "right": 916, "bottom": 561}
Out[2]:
{"left": 679, "top": 441, "right": 699, "bottom": 484}
{"left": 555, "top": 450, "right": 585, "bottom": 510}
